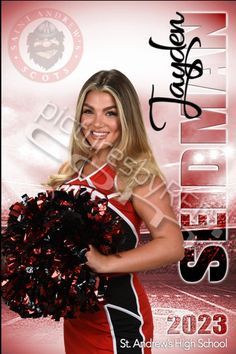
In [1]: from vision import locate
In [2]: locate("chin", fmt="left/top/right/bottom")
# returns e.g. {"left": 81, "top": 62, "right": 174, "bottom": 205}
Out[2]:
{"left": 89, "top": 141, "right": 113, "bottom": 151}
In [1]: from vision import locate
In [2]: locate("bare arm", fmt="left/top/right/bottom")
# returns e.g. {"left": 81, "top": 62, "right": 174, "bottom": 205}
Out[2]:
{"left": 85, "top": 175, "right": 185, "bottom": 273}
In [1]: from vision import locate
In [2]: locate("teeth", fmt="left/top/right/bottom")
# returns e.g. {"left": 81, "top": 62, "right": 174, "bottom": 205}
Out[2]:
{"left": 92, "top": 131, "right": 108, "bottom": 137}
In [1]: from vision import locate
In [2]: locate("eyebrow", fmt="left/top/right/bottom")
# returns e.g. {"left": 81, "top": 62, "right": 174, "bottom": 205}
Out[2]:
{"left": 83, "top": 103, "right": 117, "bottom": 111}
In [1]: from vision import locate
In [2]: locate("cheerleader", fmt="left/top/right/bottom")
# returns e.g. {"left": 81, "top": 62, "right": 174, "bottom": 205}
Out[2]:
{"left": 46, "top": 69, "right": 184, "bottom": 354}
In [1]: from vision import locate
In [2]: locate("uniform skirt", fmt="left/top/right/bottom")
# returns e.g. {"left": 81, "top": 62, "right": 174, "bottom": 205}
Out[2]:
{"left": 64, "top": 273, "right": 154, "bottom": 354}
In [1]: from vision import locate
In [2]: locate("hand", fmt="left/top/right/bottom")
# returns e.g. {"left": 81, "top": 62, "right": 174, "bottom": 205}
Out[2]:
{"left": 85, "top": 244, "right": 110, "bottom": 273}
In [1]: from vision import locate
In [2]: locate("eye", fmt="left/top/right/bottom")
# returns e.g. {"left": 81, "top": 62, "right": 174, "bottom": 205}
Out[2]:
{"left": 106, "top": 110, "right": 117, "bottom": 117}
{"left": 82, "top": 108, "right": 93, "bottom": 115}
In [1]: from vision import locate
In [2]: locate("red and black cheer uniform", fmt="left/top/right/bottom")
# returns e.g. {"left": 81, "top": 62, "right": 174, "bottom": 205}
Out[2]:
{"left": 59, "top": 163, "right": 154, "bottom": 354}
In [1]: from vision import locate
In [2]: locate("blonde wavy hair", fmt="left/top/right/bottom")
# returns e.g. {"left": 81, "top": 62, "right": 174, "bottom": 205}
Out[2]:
{"left": 45, "top": 69, "right": 165, "bottom": 197}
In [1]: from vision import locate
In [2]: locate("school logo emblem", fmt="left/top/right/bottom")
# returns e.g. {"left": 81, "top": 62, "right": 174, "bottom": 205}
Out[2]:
{"left": 8, "top": 8, "right": 83, "bottom": 82}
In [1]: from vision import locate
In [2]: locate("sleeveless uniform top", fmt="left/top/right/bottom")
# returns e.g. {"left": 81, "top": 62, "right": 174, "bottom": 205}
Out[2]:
{"left": 59, "top": 163, "right": 154, "bottom": 354}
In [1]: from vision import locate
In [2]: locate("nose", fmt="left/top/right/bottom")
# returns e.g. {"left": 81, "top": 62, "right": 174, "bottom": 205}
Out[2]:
{"left": 93, "top": 112, "right": 104, "bottom": 127}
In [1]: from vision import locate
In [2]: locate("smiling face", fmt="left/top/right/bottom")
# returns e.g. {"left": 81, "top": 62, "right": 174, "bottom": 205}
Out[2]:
{"left": 80, "top": 90, "right": 121, "bottom": 159}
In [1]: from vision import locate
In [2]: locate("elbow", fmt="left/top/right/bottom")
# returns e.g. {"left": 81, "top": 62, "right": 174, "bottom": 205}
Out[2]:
{"left": 175, "top": 245, "right": 185, "bottom": 262}
{"left": 168, "top": 244, "right": 185, "bottom": 264}
{"left": 179, "top": 248, "right": 185, "bottom": 262}
{"left": 174, "top": 232, "right": 185, "bottom": 262}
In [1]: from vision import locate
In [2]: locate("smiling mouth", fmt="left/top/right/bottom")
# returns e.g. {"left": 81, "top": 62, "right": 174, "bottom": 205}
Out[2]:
{"left": 91, "top": 131, "right": 109, "bottom": 139}
{"left": 36, "top": 50, "right": 57, "bottom": 58}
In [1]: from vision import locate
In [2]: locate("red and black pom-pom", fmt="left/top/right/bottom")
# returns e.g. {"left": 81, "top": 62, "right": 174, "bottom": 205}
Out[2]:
{"left": 1, "top": 189, "right": 124, "bottom": 321}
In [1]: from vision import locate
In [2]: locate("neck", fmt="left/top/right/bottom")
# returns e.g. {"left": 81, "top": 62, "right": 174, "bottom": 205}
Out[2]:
{"left": 88, "top": 150, "right": 109, "bottom": 167}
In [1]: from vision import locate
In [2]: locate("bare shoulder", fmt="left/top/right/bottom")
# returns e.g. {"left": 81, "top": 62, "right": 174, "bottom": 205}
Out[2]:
{"left": 131, "top": 175, "right": 182, "bottom": 240}
{"left": 132, "top": 174, "right": 170, "bottom": 209}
